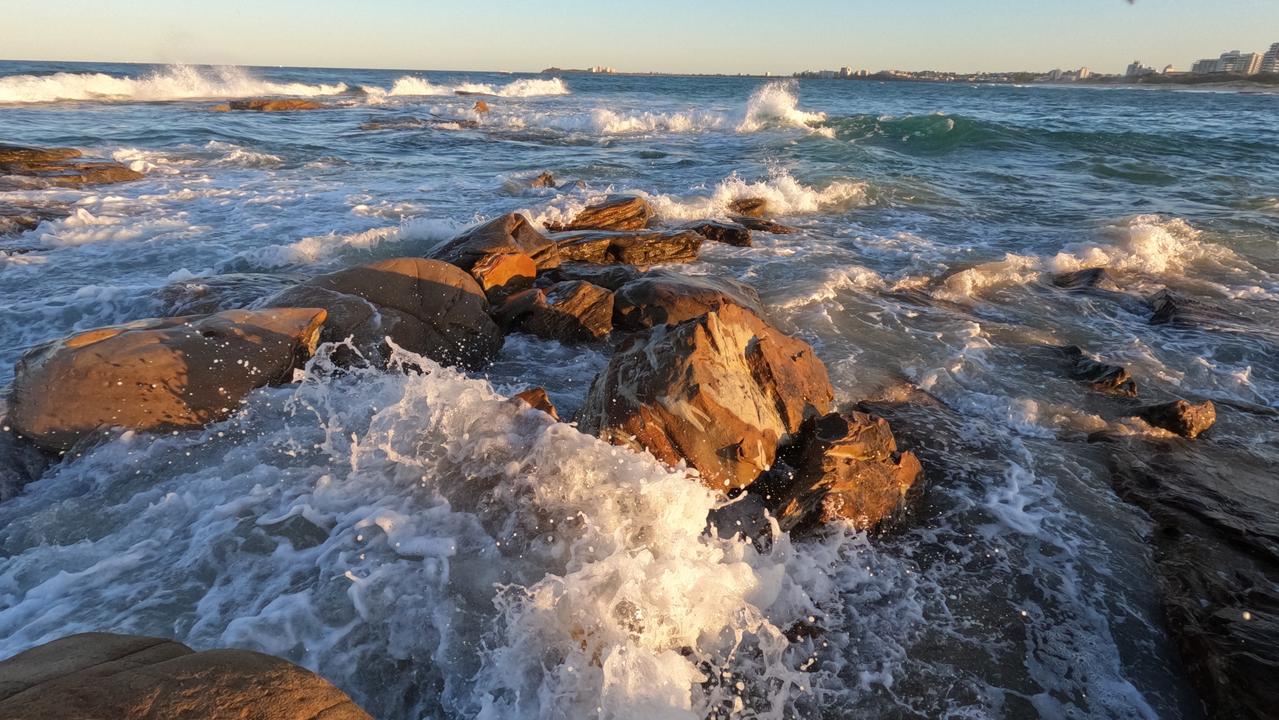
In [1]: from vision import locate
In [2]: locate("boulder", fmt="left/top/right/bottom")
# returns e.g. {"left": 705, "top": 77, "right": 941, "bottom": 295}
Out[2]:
{"left": 0, "top": 420, "right": 48, "bottom": 502}
{"left": 212, "top": 98, "right": 326, "bottom": 112}
{"left": 430, "top": 212, "right": 559, "bottom": 275}
{"left": 1061, "top": 346, "right": 1137, "bottom": 397}
{"left": 0, "top": 144, "right": 143, "bottom": 189}
{"left": 539, "top": 262, "right": 642, "bottom": 291}
{"left": 765, "top": 411, "right": 924, "bottom": 535}
{"left": 682, "top": 220, "right": 753, "bottom": 247}
{"left": 729, "top": 215, "right": 797, "bottom": 235}
{"left": 9, "top": 308, "right": 327, "bottom": 451}
{"left": 727, "top": 197, "right": 770, "bottom": 218}
{"left": 0, "top": 632, "right": 370, "bottom": 720}
{"left": 545, "top": 195, "right": 653, "bottom": 232}
{"left": 468, "top": 251, "right": 538, "bottom": 300}
{"left": 513, "top": 387, "right": 560, "bottom": 420}
{"left": 155, "top": 273, "right": 300, "bottom": 316}
{"left": 267, "top": 257, "right": 502, "bottom": 369}
{"left": 612, "top": 271, "right": 763, "bottom": 332}
{"left": 578, "top": 304, "right": 834, "bottom": 491}
{"left": 498, "top": 280, "right": 613, "bottom": 343}
{"left": 1136, "top": 399, "right": 1216, "bottom": 439}
{"left": 550, "top": 229, "right": 702, "bottom": 266}
{"left": 531, "top": 171, "right": 556, "bottom": 188}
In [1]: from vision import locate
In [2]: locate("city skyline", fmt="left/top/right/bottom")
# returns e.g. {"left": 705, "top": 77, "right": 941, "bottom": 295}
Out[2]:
{"left": 1, "top": 0, "right": 1278, "bottom": 76}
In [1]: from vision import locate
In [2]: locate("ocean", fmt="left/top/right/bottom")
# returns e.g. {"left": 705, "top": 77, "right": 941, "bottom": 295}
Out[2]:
{"left": 1, "top": 60, "right": 1277, "bottom": 719}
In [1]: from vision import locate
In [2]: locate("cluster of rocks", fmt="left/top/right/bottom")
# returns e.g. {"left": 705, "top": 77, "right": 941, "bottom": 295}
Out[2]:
{"left": 1, "top": 145, "right": 144, "bottom": 245}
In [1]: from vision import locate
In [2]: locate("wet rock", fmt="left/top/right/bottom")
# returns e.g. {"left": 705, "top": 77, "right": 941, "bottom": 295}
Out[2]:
{"left": 211, "top": 98, "right": 326, "bottom": 112}
{"left": 550, "top": 229, "right": 702, "bottom": 266}
{"left": 612, "top": 271, "right": 763, "bottom": 332}
{"left": 1061, "top": 345, "right": 1137, "bottom": 397}
{"left": 267, "top": 257, "right": 502, "bottom": 369}
{"left": 1136, "top": 399, "right": 1216, "bottom": 439}
{"left": 0, "top": 200, "right": 70, "bottom": 236}
{"left": 474, "top": 99, "right": 491, "bottom": 113}
{"left": 706, "top": 492, "right": 773, "bottom": 545}
{"left": 545, "top": 195, "right": 653, "bottom": 232}
{"left": 539, "top": 262, "right": 641, "bottom": 291}
{"left": 155, "top": 273, "right": 301, "bottom": 316}
{"left": 0, "top": 420, "right": 49, "bottom": 502}
{"left": 0, "top": 144, "right": 143, "bottom": 189}
{"left": 1148, "top": 289, "right": 1244, "bottom": 328}
{"left": 513, "top": 387, "right": 560, "bottom": 420}
{"left": 1105, "top": 440, "right": 1279, "bottom": 720}
{"left": 1051, "top": 267, "right": 1120, "bottom": 292}
{"left": 727, "top": 197, "right": 770, "bottom": 218}
{"left": 729, "top": 215, "right": 797, "bottom": 235}
{"left": 9, "top": 308, "right": 327, "bottom": 452}
{"left": 531, "top": 171, "right": 556, "bottom": 188}
{"left": 578, "top": 304, "right": 834, "bottom": 491}
{"left": 430, "top": 212, "right": 560, "bottom": 273}
{"left": 498, "top": 280, "right": 613, "bottom": 343}
{"left": 260, "top": 514, "right": 329, "bottom": 550}
{"left": 0, "top": 632, "right": 370, "bottom": 719}
{"left": 468, "top": 251, "right": 538, "bottom": 300}
{"left": 766, "top": 411, "right": 924, "bottom": 535}
{"left": 682, "top": 220, "right": 753, "bottom": 247}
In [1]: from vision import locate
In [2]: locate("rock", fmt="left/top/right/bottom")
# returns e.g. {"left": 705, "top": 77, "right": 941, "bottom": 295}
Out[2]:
{"left": 728, "top": 197, "right": 769, "bottom": 218}
{"left": 498, "top": 280, "right": 613, "bottom": 343}
{"left": 766, "top": 411, "right": 924, "bottom": 535}
{"left": 612, "top": 271, "right": 763, "bottom": 332}
{"left": 682, "top": 220, "right": 753, "bottom": 248}
{"left": 1148, "top": 289, "right": 1246, "bottom": 329}
{"left": 267, "top": 258, "right": 502, "bottom": 369}
{"left": 0, "top": 420, "right": 49, "bottom": 502}
{"left": 9, "top": 308, "right": 327, "bottom": 452}
{"left": 0, "top": 144, "right": 143, "bottom": 189}
{"left": 706, "top": 492, "right": 773, "bottom": 546}
{"left": 550, "top": 229, "right": 702, "bottom": 266}
{"left": 545, "top": 195, "right": 653, "bottom": 232}
{"left": 729, "top": 215, "right": 797, "bottom": 235}
{"left": 1061, "top": 345, "right": 1137, "bottom": 397}
{"left": 0, "top": 632, "right": 370, "bottom": 719}
{"left": 260, "top": 514, "right": 329, "bottom": 550}
{"left": 155, "top": 273, "right": 300, "bottom": 316}
{"left": 430, "top": 212, "right": 560, "bottom": 274}
{"left": 539, "top": 262, "right": 642, "bottom": 291}
{"left": 513, "top": 387, "right": 560, "bottom": 420}
{"left": 212, "top": 98, "right": 326, "bottom": 112}
{"left": 1136, "top": 399, "right": 1216, "bottom": 439}
{"left": 468, "top": 251, "right": 538, "bottom": 300}
{"left": 531, "top": 171, "right": 556, "bottom": 188}
{"left": 578, "top": 304, "right": 834, "bottom": 491}
{"left": 0, "top": 200, "right": 70, "bottom": 236}
{"left": 474, "top": 100, "right": 491, "bottom": 113}
{"left": 1051, "top": 268, "right": 1120, "bottom": 292}
{"left": 1105, "top": 440, "right": 1279, "bottom": 720}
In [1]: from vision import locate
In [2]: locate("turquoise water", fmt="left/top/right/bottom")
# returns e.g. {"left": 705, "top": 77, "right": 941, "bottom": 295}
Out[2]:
{"left": 1, "top": 61, "right": 1277, "bottom": 718}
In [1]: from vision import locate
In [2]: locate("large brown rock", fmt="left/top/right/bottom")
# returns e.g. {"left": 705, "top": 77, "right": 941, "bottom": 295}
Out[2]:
{"left": 211, "top": 98, "right": 326, "bottom": 112}
{"left": 1136, "top": 399, "right": 1216, "bottom": 438}
{"left": 9, "top": 308, "right": 327, "bottom": 451}
{"left": 727, "top": 197, "right": 770, "bottom": 218}
{"left": 0, "top": 632, "right": 370, "bottom": 720}
{"left": 545, "top": 195, "right": 653, "bottom": 232}
{"left": 0, "top": 144, "right": 143, "bottom": 189}
{"left": 430, "top": 213, "right": 560, "bottom": 283}
{"left": 268, "top": 258, "right": 502, "bottom": 369}
{"left": 766, "top": 411, "right": 923, "bottom": 535}
{"left": 682, "top": 220, "right": 753, "bottom": 248}
{"left": 612, "top": 271, "right": 763, "bottom": 332}
{"left": 578, "top": 305, "right": 834, "bottom": 491}
{"left": 498, "top": 281, "right": 613, "bottom": 343}
{"left": 551, "top": 229, "right": 702, "bottom": 266}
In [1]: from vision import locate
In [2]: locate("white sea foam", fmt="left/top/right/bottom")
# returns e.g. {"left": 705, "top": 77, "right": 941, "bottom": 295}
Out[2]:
{"left": 1050, "top": 214, "right": 1237, "bottom": 275}
{"left": 0, "top": 65, "right": 349, "bottom": 104}
{"left": 736, "top": 81, "right": 832, "bottom": 137}
{"left": 234, "top": 216, "right": 461, "bottom": 269}
{"left": 34, "top": 208, "right": 201, "bottom": 247}
{"left": 645, "top": 171, "right": 867, "bottom": 220}
{"left": 383, "top": 75, "right": 570, "bottom": 98}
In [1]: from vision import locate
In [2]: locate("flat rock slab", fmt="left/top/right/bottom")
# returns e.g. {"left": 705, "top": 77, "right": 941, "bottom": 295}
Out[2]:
{"left": 545, "top": 195, "right": 653, "bottom": 232}
{"left": 550, "top": 229, "right": 702, "bottom": 266}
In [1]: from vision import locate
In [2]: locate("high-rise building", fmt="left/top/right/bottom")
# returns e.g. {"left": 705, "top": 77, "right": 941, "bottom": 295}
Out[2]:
{"left": 1262, "top": 42, "right": 1279, "bottom": 74}
{"left": 1216, "top": 50, "right": 1263, "bottom": 75}
{"left": 1191, "top": 58, "right": 1219, "bottom": 74}
{"left": 1126, "top": 60, "right": 1154, "bottom": 77}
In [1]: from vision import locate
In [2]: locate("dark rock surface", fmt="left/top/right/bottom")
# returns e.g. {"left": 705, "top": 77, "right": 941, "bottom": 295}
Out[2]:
{"left": 612, "top": 271, "right": 764, "bottom": 332}
{"left": 1136, "top": 400, "right": 1217, "bottom": 439}
{"left": 550, "top": 229, "right": 702, "bottom": 266}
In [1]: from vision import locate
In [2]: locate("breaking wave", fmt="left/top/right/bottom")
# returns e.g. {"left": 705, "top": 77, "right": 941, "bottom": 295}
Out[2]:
{"left": 0, "top": 64, "right": 350, "bottom": 104}
{"left": 382, "top": 75, "right": 570, "bottom": 98}
{"left": 736, "top": 81, "right": 832, "bottom": 137}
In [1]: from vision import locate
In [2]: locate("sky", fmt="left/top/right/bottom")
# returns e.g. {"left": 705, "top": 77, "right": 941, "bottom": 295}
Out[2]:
{"left": 2, "top": 0, "right": 1277, "bottom": 75}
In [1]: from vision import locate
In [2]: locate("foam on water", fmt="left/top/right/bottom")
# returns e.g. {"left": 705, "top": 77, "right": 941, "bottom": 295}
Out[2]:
{"left": 736, "top": 81, "right": 833, "bottom": 137}
{"left": 0, "top": 64, "right": 349, "bottom": 104}
{"left": 379, "top": 75, "right": 570, "bottom": 99}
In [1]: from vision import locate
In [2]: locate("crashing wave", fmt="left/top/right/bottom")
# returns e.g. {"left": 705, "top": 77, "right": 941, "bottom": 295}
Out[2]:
{"left": 383, "top": 75, "right": 570, "bottom": 98}
{"left": 0, "top": 64, "right": 349, "bottom": 104}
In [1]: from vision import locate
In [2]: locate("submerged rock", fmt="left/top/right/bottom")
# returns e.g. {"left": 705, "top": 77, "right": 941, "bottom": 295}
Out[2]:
{"left": 513, "top": 387, "right": 560, "bottom": 420}
{"left": 268, "top": 257, "right": 502, "bottom": 369}
{"left": 578, "top": 304, "right": 834, "bottom": 491}
{"left": 0, "top": 144, "right": 143, "bottom": 188}
{"left": 612, "top": 271, "right": 763, "bottom": 332}
{"left": 682, "top": 220, "right": 753, "bottom": 247}
{"left": 545, "top": 195, "right": 653, "bottom": 232}
{"left": 498, "top": 280, "right": 613, "bottom": 343}
{"left": 211, "top": 98, "right": 326, "bottom": 112}
{"left": 1148, "top": 289, "right": 1244, "bottom": 328}
{"left": 474, "top": 99, "right": 491, "bottom": 113}
{"left": 767, "top": 411, "right": 924, "bottom": 535}
{"left": 0, "top": 632, "right": 370, "bottom": 719}
{"left": 531, "top": 171, "right": 556, "bottom": 188}
{"left": 155, "top": 272, "right": 300, "bottom": 316}
{"left": 0, "top": 200, "right": 70, "bottom": 236}
{"left": 9, "top": 308, "right": 327, "bottom": 451}
{"left": 1051, "top": 267, "right": 1121, "bottom": 292}
{"left": 1136, "top": 399, "right": 1216, "bottom": 438}
{"left": 550, "top": 229, "right": 702, "bottom": 266}
{"left": 729, "top": 215, "right": 797, "bottom": 235}
{"left": 1061, "top": 345, "right": 1137, "bottom": 397}
{"left": 430, "top": 212, "right": 560, "bottom": 274}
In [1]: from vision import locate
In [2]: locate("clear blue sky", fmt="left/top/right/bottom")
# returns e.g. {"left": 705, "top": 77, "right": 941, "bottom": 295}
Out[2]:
{"left": 2, "top": 0, "right": 1277, "bottom": 75}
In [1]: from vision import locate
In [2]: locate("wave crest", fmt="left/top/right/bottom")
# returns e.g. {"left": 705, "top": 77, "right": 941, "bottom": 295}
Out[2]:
{"left": 0, "top": 64, "right": 349, "bottom": 104}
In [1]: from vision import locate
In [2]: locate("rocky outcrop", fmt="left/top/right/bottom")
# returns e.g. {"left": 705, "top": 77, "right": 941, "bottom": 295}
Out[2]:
{"left": 0, "top": 632, "right": 370, "bottom": 719}
{"left": 730, "top": 216, "right": 797, "bottom": 235}
{"left": 498, "top": 280, "right": 613, "bottom": 343}
{"left": 758, "top": 411, "right": 924, "bottom": 535}
{"left": 682, "top": 220, "right": 753, "bottom": 247}
{"left": 539, "top": 262, "right": 641, "bottom": 291}
{"left": 578, "top": 305, "right": 834, "bottom": 491}
{"left": 545, "top": 195, "right": 653, "bottom": 232}
{"left": 728, "top": 198, "right": 769, "bottom": 218}
{"left": 612, "top": 271, "right": 763, "bottom": 332}
{"left": 211, "top": 98, "right": 326, "bottom": 112}
{"left": 267, "top": 258, "right": 502, "bottom": 369}
{"left": 9, "top": 308, "right": 327, "bottom": 451}
{"left": 429, "top": 213, "right": 560, "bottom": 292}
{"left": 1061, "top": 345, "right": 1137, "bottom": 397}
{"left": 1136, "top": 399, "right": 1216, "bottom": 438}
{"left": 551, "top": 229, "right": 702, "bottom": 266}
{"left": 156, "top": 273, "right": 300, "bottom": 316}
{"left": 0, "top": 144, "right": 143, "bottom": 189}
{"left": 513, "top": 387, "right": 560, "bottom": 420}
